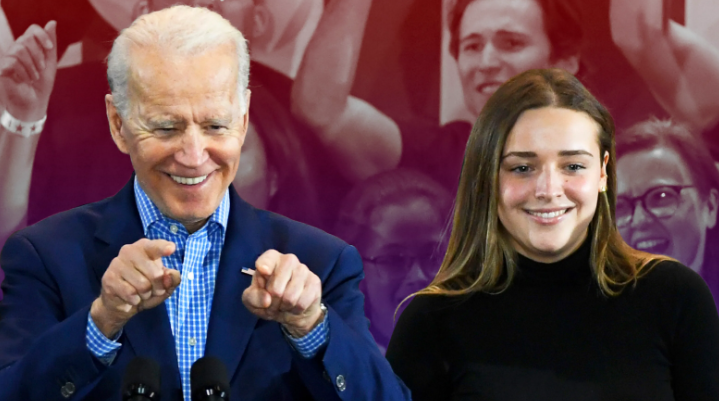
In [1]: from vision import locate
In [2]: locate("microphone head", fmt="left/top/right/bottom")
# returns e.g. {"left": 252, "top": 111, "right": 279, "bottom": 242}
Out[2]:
{"left": 122, "top": 356, "right": 161, "bottom": 401}
{"left": 191, "top": 356, "right": 230, "bottom": 401}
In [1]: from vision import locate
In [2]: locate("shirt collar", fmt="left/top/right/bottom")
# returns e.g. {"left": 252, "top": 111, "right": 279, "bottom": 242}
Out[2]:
{"left": 133, "top": 176, "right": 230, "bottom": 236}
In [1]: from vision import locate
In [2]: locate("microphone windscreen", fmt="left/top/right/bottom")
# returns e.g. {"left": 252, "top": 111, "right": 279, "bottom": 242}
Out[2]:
{"left": 191, "top": 356, "right": 230, "bottom": 398}
{"left": 122, "top": 356, "right": 161, "bottom": 399}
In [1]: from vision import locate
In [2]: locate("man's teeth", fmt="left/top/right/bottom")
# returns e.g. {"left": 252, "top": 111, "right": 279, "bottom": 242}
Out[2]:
{"left": 170, "top": 174, "right": 208, "bottom": 185}
{"left": 528, "top": 209, "right": 567, "bottom": 219}
{"left": 479, "top": 84, "right": 500, "bottom": 94}
{"left": 635, "top": 239, "right": 667, "bottom": 250}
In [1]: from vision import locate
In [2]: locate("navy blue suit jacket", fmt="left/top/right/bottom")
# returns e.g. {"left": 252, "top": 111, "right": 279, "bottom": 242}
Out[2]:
{"left": 0, "top": 179, "right": 411, "bottom": 400}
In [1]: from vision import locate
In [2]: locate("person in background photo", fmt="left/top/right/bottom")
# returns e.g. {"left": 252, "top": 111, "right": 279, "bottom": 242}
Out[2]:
{"left": 0, "top": 21, "right": 57, "bottom": 253}
{"left": 292, "top": 0, "right": 583, "bottom": 190}
{"left": 616, "top": 118, "right": 719, "bottom": 309}
{"left": 386, "top": 69, "right": 719, "bottom": 400}
{"left": 333, "top": 169, "right": 451, "bottom": 353}
{"left": 610, "top": 0, "right": 719, "bottom": 161}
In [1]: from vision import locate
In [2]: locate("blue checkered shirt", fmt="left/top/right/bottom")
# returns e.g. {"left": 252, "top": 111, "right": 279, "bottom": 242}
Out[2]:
{"left": 86, "top": 178, "right": 329, "bottom": 400}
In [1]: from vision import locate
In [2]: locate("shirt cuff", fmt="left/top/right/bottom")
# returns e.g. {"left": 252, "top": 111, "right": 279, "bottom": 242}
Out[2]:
{"left": 282, "top": 307, "right": 329, "bottom": 359}
{"left": 86, "top": 312, "right": 123, "bottom": 366}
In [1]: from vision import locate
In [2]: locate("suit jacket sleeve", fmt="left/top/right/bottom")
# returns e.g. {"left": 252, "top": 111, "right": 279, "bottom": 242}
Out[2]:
{"left": 0, "top": 233, "right": 108, "bottom": 401}
{"left": 291, "top": 244, "right": 412, "bottom": 400}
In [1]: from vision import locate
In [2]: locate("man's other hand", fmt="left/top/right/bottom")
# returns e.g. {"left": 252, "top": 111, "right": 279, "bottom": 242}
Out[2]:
{"left": 90, "top": 238, "right": 181, "bottom": 339}
{"left": 243, "top": 250, "right": 324, "bottom": 338}
{"left": 0, "top": 21, "right": 58, "bottom": 122}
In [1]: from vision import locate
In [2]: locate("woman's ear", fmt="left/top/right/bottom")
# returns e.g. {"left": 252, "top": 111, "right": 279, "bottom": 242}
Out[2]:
{"left": 704, "top": 188, "right": 718, "bottom": 230}
{"left": 600, "top": 151, "right": 609, "bottom": 191}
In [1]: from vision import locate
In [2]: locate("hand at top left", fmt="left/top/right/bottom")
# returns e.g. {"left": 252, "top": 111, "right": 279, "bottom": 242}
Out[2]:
{"left": 0, "top": 21, "right": 58, "bottom": 121}
{"left": 242, "top": 250, "right": 325, "bottom": 338}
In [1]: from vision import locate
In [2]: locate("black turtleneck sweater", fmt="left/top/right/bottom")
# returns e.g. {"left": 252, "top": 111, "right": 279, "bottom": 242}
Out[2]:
{"left": 386, "top": 239, "right": 719, "bottom": 401}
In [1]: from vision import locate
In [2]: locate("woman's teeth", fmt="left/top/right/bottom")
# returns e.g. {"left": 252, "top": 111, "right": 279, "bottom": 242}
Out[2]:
{"left": 635, "top": 239, "right": 668, "bottom": 250}
{"left": 528, "top": 209, "right": 568, "bottom": 219}
{"left": 170, "top": 174, "right": 208, "bottom": 185}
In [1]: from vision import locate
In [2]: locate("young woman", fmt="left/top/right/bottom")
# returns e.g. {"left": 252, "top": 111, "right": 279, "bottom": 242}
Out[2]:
{"left": 386, "top": 69, "right": 719, "bottom": 400}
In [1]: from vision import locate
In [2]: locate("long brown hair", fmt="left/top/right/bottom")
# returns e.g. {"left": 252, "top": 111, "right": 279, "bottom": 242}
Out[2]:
{"left": 419, "top": 69, "right": 668, "bottom": 298}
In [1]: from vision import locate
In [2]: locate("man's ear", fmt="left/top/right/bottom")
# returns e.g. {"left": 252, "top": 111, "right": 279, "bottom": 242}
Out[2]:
{"left": 241, "top": 89, "right": 252, "bottom": 138}
{"left": 551, "top": 54, "right": 580, "bottom": 75}
{"left": 252, "top": 3, "right": 273, "bottom": 46}
{"left": 132, "top": 0, "right": 150, "bottom": 19}
{"left": 106, "top": 94, "right": 129, "bottom": 155}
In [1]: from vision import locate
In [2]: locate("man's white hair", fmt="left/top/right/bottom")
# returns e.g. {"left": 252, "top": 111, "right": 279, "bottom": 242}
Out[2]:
{"left": 107, "top": 5, "right": 250, "bottom": 118}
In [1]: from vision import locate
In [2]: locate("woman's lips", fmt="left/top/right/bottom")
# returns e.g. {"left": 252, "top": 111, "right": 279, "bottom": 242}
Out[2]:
{"left": 524, "top": 207, "right": 573, "bottom": 225}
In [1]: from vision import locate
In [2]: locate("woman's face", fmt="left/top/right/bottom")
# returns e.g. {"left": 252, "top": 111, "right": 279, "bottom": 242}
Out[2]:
{"left": 359, "top": 195, "right": 446, "bottom": 346}
{"left": 456, "top": 0, "right": 573, "bottom": 118}
{"left": 498, "top": 107, "right": 607, "bottom": 263}
{"left": 617, "top": 147, "right": 718, "bottom": 272}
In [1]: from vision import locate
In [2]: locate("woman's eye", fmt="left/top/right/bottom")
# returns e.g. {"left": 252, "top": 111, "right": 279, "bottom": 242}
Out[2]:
{"left": 511, "top": 165, "right": 530, "bottom": 173}
{"left": 566, "top": 164, "right": 585, "bottom": 171}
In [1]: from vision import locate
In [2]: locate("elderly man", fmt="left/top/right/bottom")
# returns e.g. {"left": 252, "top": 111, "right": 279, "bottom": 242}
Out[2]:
{"left": 0, "top": 6, "right": 410, "bottom": 401}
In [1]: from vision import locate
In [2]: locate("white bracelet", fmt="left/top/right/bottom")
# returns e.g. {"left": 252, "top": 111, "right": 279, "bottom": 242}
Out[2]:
{"left": 0, "top": 109, "right": 47, "bottom": 137}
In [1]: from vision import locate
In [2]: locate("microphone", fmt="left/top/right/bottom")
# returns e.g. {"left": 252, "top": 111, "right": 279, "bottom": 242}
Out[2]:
{"left": 191, "top": 356, "right": 230, "bottom": 401}
{"left": 122, "top": 356, "right": 161, "bottom": 401}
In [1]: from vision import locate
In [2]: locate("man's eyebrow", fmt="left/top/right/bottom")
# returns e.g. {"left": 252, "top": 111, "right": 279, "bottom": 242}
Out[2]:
{"left": 495, "top": 29, "right": 529, "bottom": 38}
{"left": 146, "top": 118, "right": 184, "bottom": 127}
{"left": 205, "top": 117, "right": 232, "bottom": 125}
{"left": 459, "top": 33, "right": 484, "bottom": 43}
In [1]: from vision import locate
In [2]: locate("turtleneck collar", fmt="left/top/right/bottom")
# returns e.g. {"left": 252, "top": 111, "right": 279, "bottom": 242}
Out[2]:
{"left": 514, "top": 234, "right": 593, "bottom": 283}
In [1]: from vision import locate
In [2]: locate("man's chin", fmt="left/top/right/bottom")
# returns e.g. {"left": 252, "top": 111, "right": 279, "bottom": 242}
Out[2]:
{"left": 162, "top": 206, "right": 214, "bottom": 227}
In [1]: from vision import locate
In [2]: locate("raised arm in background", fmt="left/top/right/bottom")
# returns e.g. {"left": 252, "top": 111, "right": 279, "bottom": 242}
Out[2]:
{"left": 291, "top": 0, "right": 401, "bottom": 183}
{"left": 0, "top": 21, "right": 57, "bottom": 249}
{"left": 610, "top": 0, "right": 719, "bottom": 131}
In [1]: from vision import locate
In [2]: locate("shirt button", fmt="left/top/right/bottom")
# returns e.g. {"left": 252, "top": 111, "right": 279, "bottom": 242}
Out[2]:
{"left": 170, "top": 224, "right": 178, "bottom": 234}
{"left": 189, "top": 337, "right": 197, "bottom": 346}
{"left": 60, "top": 382, "right": 75, "bottom": 398}
{"left": 335, "top": 375, "right": 346, "bottom": 392}
{"left": 187, "top": 272, "right": 194, "bottom": 281}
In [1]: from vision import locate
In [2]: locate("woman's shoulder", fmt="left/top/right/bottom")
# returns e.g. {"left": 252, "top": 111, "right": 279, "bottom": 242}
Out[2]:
{"left": 641, "top": 259, "right": 707, "bottom": 290}
{"left": 639, "top": 259, "right": 716, "bottom": 310}
{"left": 398, "top": 293, "right": 474, "bottom": 325}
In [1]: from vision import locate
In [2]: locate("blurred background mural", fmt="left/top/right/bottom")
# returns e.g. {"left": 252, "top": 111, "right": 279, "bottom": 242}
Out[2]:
{"left": 0, "top": 0, "right": 717, "bottom": 353}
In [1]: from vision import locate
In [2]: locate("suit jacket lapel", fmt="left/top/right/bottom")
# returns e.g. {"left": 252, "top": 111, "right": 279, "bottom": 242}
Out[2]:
{"left": 205, "top": 188, "right": 265, "bottom": 380}
{"left": 91, "top": 178, "right": 179, "bottom": 384}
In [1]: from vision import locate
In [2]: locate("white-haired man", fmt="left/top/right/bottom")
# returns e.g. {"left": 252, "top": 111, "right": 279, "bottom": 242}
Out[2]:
{"left": 0, "top": 6, "right": 410, "bottom": 400}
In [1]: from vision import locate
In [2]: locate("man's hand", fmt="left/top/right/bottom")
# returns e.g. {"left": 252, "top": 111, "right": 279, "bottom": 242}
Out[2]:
{"left": 242, "top": 250, "right": 324, "bottom": 338}
{"left": 90, "top": 238, "right": 181, "bottom": 339}
{"left": 0, "top": 21, "right": 58, "bottom": 122}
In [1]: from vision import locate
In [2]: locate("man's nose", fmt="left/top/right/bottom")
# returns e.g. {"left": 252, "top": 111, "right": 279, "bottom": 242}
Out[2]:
{"left": 478, "top": 43, "right": 502, "bottom": 72}
{"left": 175, "top": 127, "right": 209, "bottom": 168}
{"left": 534, "top": 168, "right": 563, "bottom": 199}
{"left": 192, "top": 0, "right": 218, "bottom": 10}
